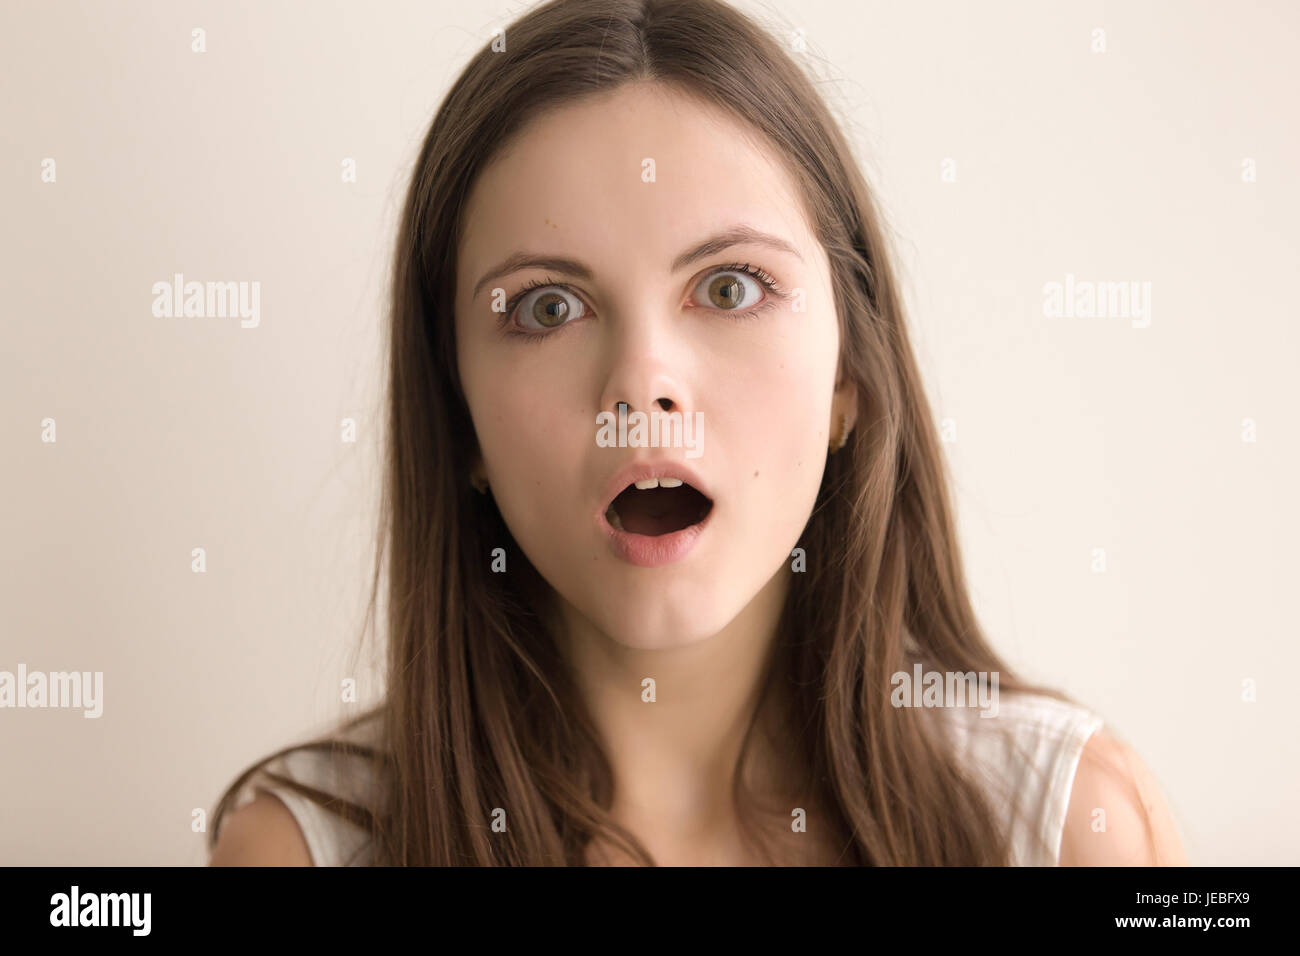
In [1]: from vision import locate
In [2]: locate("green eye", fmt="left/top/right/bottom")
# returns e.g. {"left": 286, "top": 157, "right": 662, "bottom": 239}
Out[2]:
{"left": 511, "top": 283, "right": 586, "bottom": 331}
{"left": 692, "top": 262, "right": 785, "bottom": 314}
{"left": 501, "top": 261, "right": 789, "bottom": 343}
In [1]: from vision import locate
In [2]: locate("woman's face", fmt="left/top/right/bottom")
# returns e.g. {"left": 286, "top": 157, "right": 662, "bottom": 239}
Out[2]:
{"left": 455, "top": 81, "right": 854, "bottom": 650}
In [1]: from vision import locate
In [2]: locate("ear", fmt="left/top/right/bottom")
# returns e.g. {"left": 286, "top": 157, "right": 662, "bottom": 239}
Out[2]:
{"left": 831, "top": 376, "right": 859, "bottom": 442}
{"left": 469, "top": 449, "right": 488, "bottom": 491}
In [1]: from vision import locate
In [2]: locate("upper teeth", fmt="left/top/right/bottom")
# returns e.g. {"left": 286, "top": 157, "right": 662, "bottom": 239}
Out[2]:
{"left": 633, "top": 477, "right": 683, "bottom": 490}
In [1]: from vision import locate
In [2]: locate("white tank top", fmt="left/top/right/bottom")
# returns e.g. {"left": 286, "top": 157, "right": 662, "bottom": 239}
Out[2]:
{"left": 935, "top": 690, "right": 1104, "bottom": 865}
{"left": 226, "top": 691, "right": 1102, "bottom": 866}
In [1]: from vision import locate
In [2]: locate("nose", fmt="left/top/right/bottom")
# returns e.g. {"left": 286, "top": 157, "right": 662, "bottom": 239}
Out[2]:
{"left": 597, "top": 310, "right": 692, "bottom": 422}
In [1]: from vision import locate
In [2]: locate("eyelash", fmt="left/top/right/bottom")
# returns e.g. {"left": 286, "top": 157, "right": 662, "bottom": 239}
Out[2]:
{"left": 500, "top": 262, "right": 791, "bottom": 343}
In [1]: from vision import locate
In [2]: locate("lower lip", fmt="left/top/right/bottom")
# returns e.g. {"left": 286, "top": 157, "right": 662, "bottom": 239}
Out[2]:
{"left": 599, "top": 503, "right": 714, "bottom": 568}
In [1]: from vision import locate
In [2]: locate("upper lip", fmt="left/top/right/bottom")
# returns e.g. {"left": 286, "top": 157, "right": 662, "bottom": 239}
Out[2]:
{"left": 598, "top": 459, "right": 714, "bottom": 517}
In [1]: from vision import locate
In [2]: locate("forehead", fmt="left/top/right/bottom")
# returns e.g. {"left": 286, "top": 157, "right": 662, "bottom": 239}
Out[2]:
{"left": 456, "top": 83, "right": 816, "bottom": 295}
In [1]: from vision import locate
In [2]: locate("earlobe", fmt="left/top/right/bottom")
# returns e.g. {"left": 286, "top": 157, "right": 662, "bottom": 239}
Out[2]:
{"left": 829, "top": 381, "right": 859, "bottom": 453}
{"left": 469, "top": 454, "right": 489, "bottom": 494}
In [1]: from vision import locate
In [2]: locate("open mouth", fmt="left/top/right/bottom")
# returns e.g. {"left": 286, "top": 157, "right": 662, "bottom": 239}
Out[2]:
{"left": 604, "top": 478, "right": 713, "bottom": 536}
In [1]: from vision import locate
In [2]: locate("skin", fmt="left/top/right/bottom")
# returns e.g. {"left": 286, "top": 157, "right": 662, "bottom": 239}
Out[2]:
{"left": 208, "top": 791, "right": 312, "bottom": 866}
{"left": 451, "top": 80, "right": 1188, "bottom": 867}
{"left": 209, "top": 83, "right": 1186, "bottom": 869}
{"left": 454, "top": 81, "right": 855, "bottom": 864}
{"left": 1060, "top": 730, "right": 1188, "bottom": 865}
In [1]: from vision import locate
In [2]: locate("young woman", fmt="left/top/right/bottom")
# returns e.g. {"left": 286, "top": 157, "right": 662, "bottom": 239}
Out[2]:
{"left": 208, "top": 0, "right": 1185, "bottom": 866}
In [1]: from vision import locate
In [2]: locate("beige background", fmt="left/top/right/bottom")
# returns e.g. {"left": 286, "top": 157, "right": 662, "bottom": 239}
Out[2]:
{"left": 1, "top": 0, "right": 1295, "bottom": 865}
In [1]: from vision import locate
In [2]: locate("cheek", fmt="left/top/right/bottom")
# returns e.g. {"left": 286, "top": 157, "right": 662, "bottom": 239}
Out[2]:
{"left": 465, "top": 340, "right": 575, "bottom": 456}
{"left": 718, "top": 315, "right": 838, "bottom": 544}
{"left": 475, "top": 366, "right": 577, "bottom": 476}
{"left": 721, "top": 314, "right": 839, "bottom": 459}
{"left": 466, "top": 355, "right": 590, "bottom": 530}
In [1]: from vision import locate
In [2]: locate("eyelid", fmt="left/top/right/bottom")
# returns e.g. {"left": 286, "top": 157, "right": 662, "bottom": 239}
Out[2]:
{"left": 500, "top": 261, "right": 790, "bottom": 338}
{"left": 687, "top": 261, "right": 789, "bottom": 311}
{"left": 502, "top": 277, "right": 588, "bottom": 332}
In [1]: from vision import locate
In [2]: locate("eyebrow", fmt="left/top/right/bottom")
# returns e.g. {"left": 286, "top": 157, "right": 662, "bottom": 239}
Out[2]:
{"left": 470, "top": 224, "right": 804, "bottom": 300}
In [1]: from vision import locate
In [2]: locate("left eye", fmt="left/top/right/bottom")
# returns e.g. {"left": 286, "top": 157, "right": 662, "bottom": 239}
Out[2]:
{"left": 692, "top": 270, "right": 765, "bottom": 311}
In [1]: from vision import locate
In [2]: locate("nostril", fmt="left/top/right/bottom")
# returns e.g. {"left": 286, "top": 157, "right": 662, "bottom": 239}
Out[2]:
{"left": 656, "top": 397, "right": 674, "bottom": 412}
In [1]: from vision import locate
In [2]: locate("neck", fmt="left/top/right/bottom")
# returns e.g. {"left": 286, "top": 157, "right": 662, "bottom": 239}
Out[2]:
{"left": 551, "top": 564, "right": 793, "bottom": 856}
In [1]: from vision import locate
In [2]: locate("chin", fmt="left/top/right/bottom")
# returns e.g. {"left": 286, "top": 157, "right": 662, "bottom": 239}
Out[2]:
{"left": 585, "top": 592, "right": 743, "bottom": 651}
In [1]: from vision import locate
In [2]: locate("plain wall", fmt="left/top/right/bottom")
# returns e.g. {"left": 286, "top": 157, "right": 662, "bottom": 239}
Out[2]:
{"left": 1, "top": 0, "right": 1295, "bottom": 865}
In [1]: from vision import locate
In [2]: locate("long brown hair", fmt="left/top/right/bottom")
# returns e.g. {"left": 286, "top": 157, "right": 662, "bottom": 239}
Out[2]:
{"left": 211, "top": 0, "right": 1078, "bottom": 866}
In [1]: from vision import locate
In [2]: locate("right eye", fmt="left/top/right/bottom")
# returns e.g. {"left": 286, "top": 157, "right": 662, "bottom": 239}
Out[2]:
{"left": 511, "top": 283, "right": 587, "bottom": 332}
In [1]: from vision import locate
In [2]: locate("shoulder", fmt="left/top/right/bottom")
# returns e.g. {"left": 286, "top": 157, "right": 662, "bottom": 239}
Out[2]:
{"left": 935, "top": 690, "right": 1107, "bottom": 864}
{"left": 208, "top": 791, "right": 313, "bottom": 866}
{"left": 209, "top": 711, "right": 387, "bottom": 867}
{"left": 1059, "top": 728, "right": 1187, "bottom": 865}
